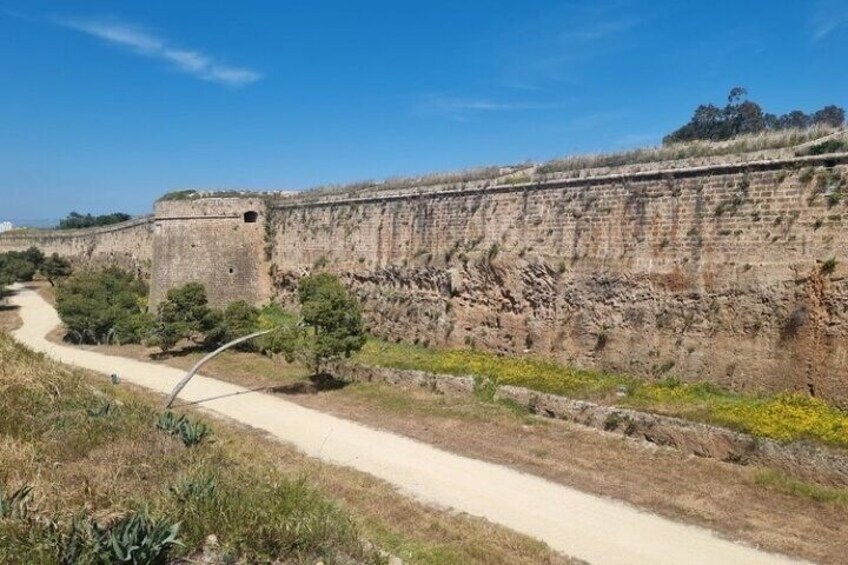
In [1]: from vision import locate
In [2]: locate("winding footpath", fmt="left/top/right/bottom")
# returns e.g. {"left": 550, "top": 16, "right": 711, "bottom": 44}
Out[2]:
{"left": 9, "top": 284, "right": 802, "bottom": 565}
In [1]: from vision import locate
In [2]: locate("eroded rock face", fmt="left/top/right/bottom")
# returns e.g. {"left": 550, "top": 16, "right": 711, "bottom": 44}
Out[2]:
{"left": 277, "top": 259, "right": 848, "bottom": 407}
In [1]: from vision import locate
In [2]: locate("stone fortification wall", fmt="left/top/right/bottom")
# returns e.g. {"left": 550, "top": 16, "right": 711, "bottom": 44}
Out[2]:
{"left": 0, "top": 217, "right": 154, "bottom": 278}
{"left": 4, "top": 150, "right": 848, "bottom": 405}
{"left": 268, "top": 154, "right": 848, "bottom": 406}
{"left": 150, "top": 197, "right": 271, "bottom": 307}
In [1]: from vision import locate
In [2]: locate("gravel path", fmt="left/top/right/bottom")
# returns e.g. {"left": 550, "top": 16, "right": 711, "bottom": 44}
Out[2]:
{"left": 9, "top": 284, "right": 803, "bottom": 565}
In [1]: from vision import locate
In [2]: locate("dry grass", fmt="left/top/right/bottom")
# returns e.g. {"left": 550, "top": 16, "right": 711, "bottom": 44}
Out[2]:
{"left": 81, "top": 337, "right": 848, "bottom": 564}
{"left": 0, "top": 287, "right": 22, "bottom": 333}
{"left": 0, "top": 332, "right": 573, "bottom": 564}
{"left": 537, "top": 127, "right": 841, "bottom": 175}
{"left": 278, "top": 127, "right": 845, "bottom": 201}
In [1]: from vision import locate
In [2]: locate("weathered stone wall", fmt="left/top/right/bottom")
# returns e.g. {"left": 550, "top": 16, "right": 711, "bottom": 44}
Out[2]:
{"left": 150, "top": 197, "right": 271, "bottom": 307}
{"left": 0, "top": 217, "right": 154, "bottom": 279}
{"left": 3, "top": 153, "right": 848, "bottom": 405}
{"left": 269, "top": 155, "right": 848, "bottom": 406}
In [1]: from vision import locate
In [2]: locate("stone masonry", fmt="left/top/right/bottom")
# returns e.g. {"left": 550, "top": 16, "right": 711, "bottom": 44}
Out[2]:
{"left": 2, "top": 152, "right": 848, "bottom": 405}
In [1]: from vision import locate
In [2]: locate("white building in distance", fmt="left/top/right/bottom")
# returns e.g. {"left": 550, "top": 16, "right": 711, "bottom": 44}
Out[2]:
{"left": 0, "top": 221, "right": 14, "bottom": 233}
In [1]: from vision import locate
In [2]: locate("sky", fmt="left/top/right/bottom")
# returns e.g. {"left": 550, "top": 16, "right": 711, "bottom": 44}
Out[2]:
{"left": 1, "top": 0, "right": 847, "bottom": 220}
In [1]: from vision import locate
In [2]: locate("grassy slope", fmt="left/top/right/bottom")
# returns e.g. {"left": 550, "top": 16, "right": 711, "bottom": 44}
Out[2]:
{"left": 354, "top": 340, "right": 848, "bottom": 449}
{"left": 0, "top": 331, "right": 375, "bottom": 564}
{"left": 0, "top": 331, "right": 571, "bottom": 565}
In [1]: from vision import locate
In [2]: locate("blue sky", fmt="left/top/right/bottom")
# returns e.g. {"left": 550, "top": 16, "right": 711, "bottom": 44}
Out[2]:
{"left": 1, "top": 1, "right": 846, "bottom": 220}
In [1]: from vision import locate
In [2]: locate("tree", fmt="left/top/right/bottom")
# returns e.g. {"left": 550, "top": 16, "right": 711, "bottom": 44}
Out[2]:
{"left": 55, "top": 267, "right": 151, "bottom": 344}
{"left": 203, "top": 300, "right": 261, "bottom": 350}
{"left": 778, "top": 110, "right": 810, "bottom": 130}
{"left": 266, "top": 274, "right": 366, "bottom": 374}
{"left": 664, "top": 88, "right": 845, "bottom": 144}
{"left": 150, "top": 283, "right": 214, "bottom": 352}
{"left": 40, "top": 253, "right": 72, "bottom": 286}
{"left": 0, "top": 251, "right": 38, "bottom": 283}
{"left": 58, "top": 211, "right": 132, "bottom": 230}
{"left": 727, "top": 86, "right": 747, "bottom": 105}
{"left": 812, "top": 105, "right": 846, "bottom": 128}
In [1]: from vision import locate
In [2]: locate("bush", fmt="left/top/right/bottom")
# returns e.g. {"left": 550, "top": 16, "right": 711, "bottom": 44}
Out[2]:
{"left": 0, "top": 247, "right": 44, "bottom": 284}
{"left": 203, "top": 300, "right": 261, "bottom": 350}
{"left": 40, "top": 253, "right": 72, "bottom": 286}
{"left": 821, "top": 257, "right": 839, "bottom": 274}
{"left": 150, "top": 283, "right": 215, "bottom": 352}
{"left": 264, "top": 274, "right": 366, "bottom": 374}
{"left": 55, "top": 268, "right": 150, "bottom": 345}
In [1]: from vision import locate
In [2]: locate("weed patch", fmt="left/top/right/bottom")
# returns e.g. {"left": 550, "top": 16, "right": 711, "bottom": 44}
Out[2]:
{"left": 755, "top": 469, "right": 848, "bottom": 506}
{"left": 355, "top": 340, "right": 848, "bottom": 448}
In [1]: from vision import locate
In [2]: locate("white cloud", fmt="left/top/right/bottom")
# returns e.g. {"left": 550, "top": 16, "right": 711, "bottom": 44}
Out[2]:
{"left": 809, "top": 1, "right": 848, "bottom": 41}
{"left": 58, "top": 18, "right": 262, "bottom": 86}
{"left": 415, "top": 94, "right": 563, "bottom": 119}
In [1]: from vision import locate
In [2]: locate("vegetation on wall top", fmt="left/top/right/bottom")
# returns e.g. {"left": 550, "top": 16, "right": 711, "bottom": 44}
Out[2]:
{"left": 57, "top": 211, "right": 132, "bottom": 229}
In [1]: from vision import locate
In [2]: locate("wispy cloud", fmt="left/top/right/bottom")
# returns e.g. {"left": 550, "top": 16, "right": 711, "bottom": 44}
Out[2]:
{"left": 809, "top": 1, "right": 848, "bottom": 41}
{"left": 414, "top": 94, "right": 563, "bottom": 120}
{"left": 560, "top": 17, "right": 640, "bottom": 43}
{"left": 496, "top": 3, "right": 646, "bottom": 89}
{"left": 57, "top": 18, "right": 262, "bottom": 86}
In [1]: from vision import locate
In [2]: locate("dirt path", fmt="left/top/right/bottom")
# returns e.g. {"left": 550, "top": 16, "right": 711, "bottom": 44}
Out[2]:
{"left": 8, "top": 284, "right": 803, "bottom": 565}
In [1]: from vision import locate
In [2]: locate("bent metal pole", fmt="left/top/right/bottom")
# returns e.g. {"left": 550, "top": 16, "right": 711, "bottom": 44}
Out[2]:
{"left": 164, "top": 328, "right": 275, "bottom": 409}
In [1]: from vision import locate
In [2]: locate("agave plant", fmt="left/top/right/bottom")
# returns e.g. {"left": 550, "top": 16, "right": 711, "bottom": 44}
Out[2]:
{"left": 0, "top": 484, "right": 32, "bottom": 519}
{"left": 156, "top": 410, "right": 212, "bottom": 447}
{"left": 87, "top": 399, "right": 117, "bottom": 418}
{"left": 169, "top": 474, "right": 217, "bottom": 503}
{"left": 60, "top": 509, "right": 181, "bottom": 565}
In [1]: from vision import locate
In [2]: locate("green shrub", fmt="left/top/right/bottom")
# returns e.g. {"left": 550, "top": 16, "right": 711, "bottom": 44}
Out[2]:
{"left": 802, "top": 139, "right": 848, "bottom": 156}
{"left": 149, "top": 283, "right": 215, "bottom": 352}
{"left": 204, "top": 300, "right": 261, "bottom": 350}
{"left": 0, "top": 247, "right": 43, "bottom": 283}
{"left": 55, "top": 268, "right": 149, "bottom": 345}
{"left": 157, "top": 190, "right": 197, "bottom": 201}
{"left": 40, "top": 253, "right": 73, "bottom": 286}
{"left": 264, "top": 274, "right": 366, "bottom": 374}
{"left": 169, "top": 474, "right": 217, "bottom": 503}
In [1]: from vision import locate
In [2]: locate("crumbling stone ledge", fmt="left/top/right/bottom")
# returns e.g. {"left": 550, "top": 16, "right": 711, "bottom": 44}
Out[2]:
{"left": 333, "top": 363, "right": 848, "bottom": 487}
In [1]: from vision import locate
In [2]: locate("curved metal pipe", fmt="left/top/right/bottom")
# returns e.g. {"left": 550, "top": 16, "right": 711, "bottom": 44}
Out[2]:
{"left": 164, "top": 328, "right": 274, "bottom": 408}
